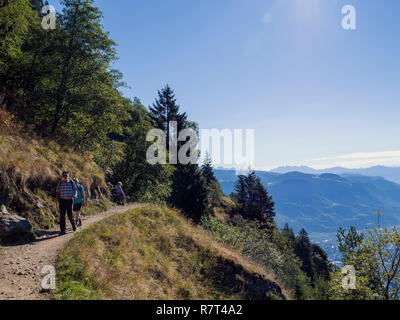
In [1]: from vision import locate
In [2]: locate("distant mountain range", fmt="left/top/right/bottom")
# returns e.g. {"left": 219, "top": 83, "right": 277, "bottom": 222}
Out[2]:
{"left": 215, "top": 166, "right": 400, "bottom": 261}
{"left": 269, "top": 165, "right": 400, "bottom": 184}
{"left": 215, "top": 169, "right": 400, "bottom": 234}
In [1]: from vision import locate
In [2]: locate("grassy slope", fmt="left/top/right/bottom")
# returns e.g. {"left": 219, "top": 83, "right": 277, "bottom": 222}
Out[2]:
{"left": 0, "top": 130, "right": 110, "bottom": 235}
{"left": 56, "top": 204, "right": 289, "bottom": 300}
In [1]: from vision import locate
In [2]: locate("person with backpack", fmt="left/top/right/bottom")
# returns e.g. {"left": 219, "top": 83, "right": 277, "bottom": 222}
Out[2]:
{"left": 56, "top": 171, "right": 77, "bottom": 236}
{"left": 114, "top": 181, "right": 126, "bottom": 205}
{"left": 73, "top": 178, "right": 86, "bottom": 227}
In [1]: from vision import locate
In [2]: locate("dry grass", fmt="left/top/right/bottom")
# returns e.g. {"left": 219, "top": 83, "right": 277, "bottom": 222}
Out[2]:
{"left": 56, "top": 204, "right": 288, "bottom": 300}
{"left": 0, "top": 130, "right": 108, "bottom": 232}
{"left": 0, "top": 133, "right": 104, "bottom": 188}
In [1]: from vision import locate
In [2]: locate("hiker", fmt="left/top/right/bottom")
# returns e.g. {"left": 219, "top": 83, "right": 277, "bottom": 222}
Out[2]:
{"left": 56, "top": 171, "right": 77, "bottom": 235}
{"left": 73, "top": 178, "right": 86, "bottom": 227}
{"left": 114, "top": 181, "right": 126, "bottom": 205}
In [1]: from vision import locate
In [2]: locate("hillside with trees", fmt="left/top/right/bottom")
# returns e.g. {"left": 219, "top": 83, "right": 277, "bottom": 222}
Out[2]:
{"left": 2, "top": 0, "right": 399, "bottom": 301}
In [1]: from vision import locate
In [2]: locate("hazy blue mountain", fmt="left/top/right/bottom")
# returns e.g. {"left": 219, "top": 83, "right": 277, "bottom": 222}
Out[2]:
{"left": 215, "top": 169, "right": 400, "bottom": 234}
{"left": 270, "top": 165, "right": 400, "bottom": 184}
{"left": 215, "top": 168, "right": 400, "bottom": 260}
{"left": 270, "top": 166, "right": 320, "bottom": 174}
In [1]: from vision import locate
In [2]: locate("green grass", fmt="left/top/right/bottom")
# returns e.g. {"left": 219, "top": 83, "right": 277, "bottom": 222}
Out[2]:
{"left": 55, "top": 204, "right": 286, "bottom": 300}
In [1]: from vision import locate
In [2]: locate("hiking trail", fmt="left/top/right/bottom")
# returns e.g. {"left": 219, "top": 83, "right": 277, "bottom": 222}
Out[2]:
{"left": 0, "top": 203, "right": 141, "bottom": 300}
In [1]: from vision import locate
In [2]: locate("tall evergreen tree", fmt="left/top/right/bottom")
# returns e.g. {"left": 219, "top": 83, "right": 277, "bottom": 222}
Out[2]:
{"left": 170, "top": 163, "right": 209, "bottom": 222}
{"left": 200, "top": 152, "right": 216, "bottom": 185}
{"left": 295, "top": 228, "right": 314, "bottom": 281}
{"left": 149, "top": 85, "right": 187, "bottom": 152}
{"left": 232, "top": 169, "right": 276, "bottom": 224}
{"left": 200, "top": 153, "right": 224, "bottom": 206}
{"left": 149, "top": 85, "right": 209, "bottom": 221}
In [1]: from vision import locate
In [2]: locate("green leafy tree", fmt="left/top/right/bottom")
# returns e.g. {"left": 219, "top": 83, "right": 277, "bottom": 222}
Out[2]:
{"left": 329, "top": 213, "right": 400, "bottom": 300}
{"left": 0, "top": 0, "right": 37, "bottom": 61}
{"left": 47, "top": 0, "right": 120, "bottom": 134}
{"left": 111, "top": 99, "right": 173, "bottom": 202}
{"left": 1, "top": 0, "right": 131, "bottom": 172}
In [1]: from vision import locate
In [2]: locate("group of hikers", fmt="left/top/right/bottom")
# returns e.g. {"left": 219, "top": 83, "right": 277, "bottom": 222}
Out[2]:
{"left": 55, "top": 171, "right": 126, "bottom": 236}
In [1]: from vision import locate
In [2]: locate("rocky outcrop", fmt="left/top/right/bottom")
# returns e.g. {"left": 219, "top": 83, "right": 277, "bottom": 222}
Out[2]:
{"left": 0, "top": 210, "right": 33, "bottom": 241}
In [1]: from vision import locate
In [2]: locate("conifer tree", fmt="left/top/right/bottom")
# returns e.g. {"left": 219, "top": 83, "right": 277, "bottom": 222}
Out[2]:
{"left": 295, "top": 228, "right": 314, "bottom": 281}
{"left": 170, "top": 163, "right": 209, "bottom": 222}
{"left": 232, "top": 169, "right": 276, "bottom": 224}
{"left": 149, "top": 85, "right": 187, "bottom": 152}
{"left": 200, "top": 152, "right": 216, "bottom": 185}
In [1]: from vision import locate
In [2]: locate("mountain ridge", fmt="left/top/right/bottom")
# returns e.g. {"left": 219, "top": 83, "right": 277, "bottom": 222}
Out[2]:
{"left": 269, "top": 165, "right": 400, "bottom": 184}
{"left": 215, "top": 169, "right": 400, "bottom": 234}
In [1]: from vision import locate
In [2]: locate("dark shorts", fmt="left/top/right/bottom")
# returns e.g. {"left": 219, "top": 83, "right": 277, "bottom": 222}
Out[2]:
{"left": 73, "top": 203, "right": 82, "bottom": 211}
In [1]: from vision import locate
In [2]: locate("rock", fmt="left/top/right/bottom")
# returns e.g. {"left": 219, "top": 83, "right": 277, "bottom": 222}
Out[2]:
{"left": 0, "top": 214, "right": 32, "bottom": 240}
{"left": 1, "top": 205, "right": 8, "bottom": 215}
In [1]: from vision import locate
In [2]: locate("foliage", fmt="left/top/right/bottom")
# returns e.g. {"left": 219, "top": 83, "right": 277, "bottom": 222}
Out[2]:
{"left": 170, "top": 163, "right": 210, "bottom": 222}
{"left": 231, "top": 169, "right": 275, "bottom": 225}
{"left": 149, "top": 85, "right": 210, "bottom": 220}
{"left": 329, "top": 215, "right": 400, "bottom": 300}
{"left": 149, "top": 84, "right": 188, "bottom": 151}
{"left": 1, "top": 0, "right": 130, "bottom": 173}
{"left": 110, "top": 99, "right": 173, "bottom": 203}
{"left": 201, "top": 214, "right": 330, "bottom": 299}
{"left": 201, "top": 153, "right": 223, "bottom": 206}
{"left": 0, "top": 0, "right": 37, "bottom": 61}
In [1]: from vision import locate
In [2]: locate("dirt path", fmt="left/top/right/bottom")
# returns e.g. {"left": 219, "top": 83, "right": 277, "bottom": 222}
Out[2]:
{"left": 0, "top": 203, "right": 141, "bottom": 300}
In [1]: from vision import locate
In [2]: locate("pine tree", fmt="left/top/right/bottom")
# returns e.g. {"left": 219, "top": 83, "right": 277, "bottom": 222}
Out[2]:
{"left": 149, "top": 85, "right": 187, "bottom": 152}
{"left": 200, "top": 152, "right": 216, "bottom": 185}
{"left": 170, "top": 163, "right": 209, "bottom": 222}
{"left": 295, "top": 228, "right": 314, "bottom": 281}
{"left": 148, "top": 85, "right": 208, "bottom": 220}
{"left": 232, "top": 169, "right": 276, "bottom": 224}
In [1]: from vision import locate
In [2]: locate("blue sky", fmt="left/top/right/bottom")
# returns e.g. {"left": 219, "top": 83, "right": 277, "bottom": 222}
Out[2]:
{"left": 52, "top": 0, "right": 400, "bottom": 170}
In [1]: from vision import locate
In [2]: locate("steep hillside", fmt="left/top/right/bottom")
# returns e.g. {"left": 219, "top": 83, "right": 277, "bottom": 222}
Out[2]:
{"left": 0, "top": 127, "right": 110, "bottom": 238}
{"left": 56, "top": 205, "right": 288, "bottom": 300}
